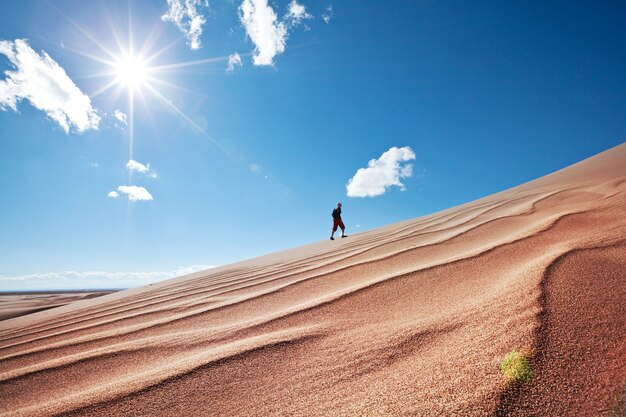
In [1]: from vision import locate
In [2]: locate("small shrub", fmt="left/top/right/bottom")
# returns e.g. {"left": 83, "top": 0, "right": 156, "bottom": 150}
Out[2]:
{"left": 499, "top": 350, "right": 533, "bottom": 382}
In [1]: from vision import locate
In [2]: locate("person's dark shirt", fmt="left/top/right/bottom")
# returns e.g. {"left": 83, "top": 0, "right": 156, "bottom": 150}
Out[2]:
{"left": 332, "top": 208, "right": 342, "bottom": 219}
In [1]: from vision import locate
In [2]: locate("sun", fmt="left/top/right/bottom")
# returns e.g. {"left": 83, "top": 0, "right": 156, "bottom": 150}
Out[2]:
{"left": 114, "top": 54, "right": 148, "bottom": 88}
{"left": 75, "top": 16, "right": 230, "bottom": 156}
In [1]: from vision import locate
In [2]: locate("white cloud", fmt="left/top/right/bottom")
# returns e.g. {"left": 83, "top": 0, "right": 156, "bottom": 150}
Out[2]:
{"left": 114, "top": 109, "right": 127, "bottom": 125}
{"left": 0, "top": 265, "right": 215, "bottom": 290}
{"left": 126, "top": 159, "right": 150, "bottom": 173}
{"left": 116, "top": 185, "right": 154, "bottom": 201}
{"left": 227, "top": 52, "right": 242, "bottom": 72}
{"left": 0, "top": 39, "right": 100, "bottom": 133}
{"left": 285, "top": 0, "right": 312, "bottom": 27}
{"left": 126, "top": 159, "right": 157, "bottom": 178}
{"left": 322, "top": 4, "right": 333, "bottom": 24}
{"left": 346, "top": 146, "right": 416, "bottom": 197}
{"left": 162, "top": 0, "right": 209, "bottom": 50}
{"left": 239, "top": 0, "right": 287, "bottom": 66}
{"left": 107, "top": 191, "right": 119, "bottom": 198}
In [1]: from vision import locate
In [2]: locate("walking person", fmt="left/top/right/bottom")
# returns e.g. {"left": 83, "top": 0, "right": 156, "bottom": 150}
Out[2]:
{"left": 330, "top": 202, "right": 348, "bottom": 240}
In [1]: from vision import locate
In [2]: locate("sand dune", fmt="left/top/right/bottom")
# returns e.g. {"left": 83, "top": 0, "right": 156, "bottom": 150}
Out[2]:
{"left": 0, "top": 292, "right": 116, "bottom": 322}
{"left": 1, "top": 144, "right": 625, "bottom": 416}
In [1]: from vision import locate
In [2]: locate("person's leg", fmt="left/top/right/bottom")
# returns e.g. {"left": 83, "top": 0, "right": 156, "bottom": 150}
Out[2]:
{"left": 331, "top": 220, "right": 338, "bottom": 239}
{"left": 339, "top": 220, "right": 347, "bottom": 237}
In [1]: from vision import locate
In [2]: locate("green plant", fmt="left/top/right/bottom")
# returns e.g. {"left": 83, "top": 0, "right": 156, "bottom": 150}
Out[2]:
{"left": 499, "top": 350, "right": 533, "bottom": 382}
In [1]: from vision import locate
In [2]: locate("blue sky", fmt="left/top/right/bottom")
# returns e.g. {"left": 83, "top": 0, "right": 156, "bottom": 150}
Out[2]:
{"left": 1, "top": 0, "right": 625, "bottom": 290}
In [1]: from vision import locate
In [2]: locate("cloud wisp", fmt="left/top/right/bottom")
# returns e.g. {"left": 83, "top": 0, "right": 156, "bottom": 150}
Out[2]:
{"left": 110, "top": 185, "right": 154, "bottom": 201}
{"left": 346, "top": 146, "right": 416, "bottom": 197}
{"left": 285, "top": 0, "right": 313, "bottom": 27}
{"left": 162, "top": 0, "right": 209, "bottom": 50}
{"left": 227, "top": 52, "right": 243, "bottom": 72}
{"left": 114, "top": 109, "right": 128, "bottom": 125}
{"left": 0, "top": 265, "right": 215, "bottom": 290}
{"left": 0, "top": 39, "right": 100, "bottom": 133}
{"left": 322, "top": 4, "right": 333, "bottom": 24}
{"left": 126, "top": 159, "right": 149, "bottom": 173}
{"left": 126, "top": 159, "right": 157, "bottom": 178}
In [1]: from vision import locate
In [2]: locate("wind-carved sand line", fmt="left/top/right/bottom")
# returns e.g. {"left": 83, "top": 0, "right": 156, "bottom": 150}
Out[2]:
{"left": 0, "top": 222, "right": 572, "bottom": 411}
{"left": 0, "top": 190, "right": 559, "bottom": 354}
{"left": 22, "top": 209, "right": 616, "bottom": 417}
{"left": 3, "top": 187, "right": 608, "bottom": 368}
{"left": 2, "top": 193, "right": 532, "bottom": 348}
{"left": 0, "top": 204, "right": 591, "bottom": 374}
{"left": 0, "top": 191, "right": 573, "bottom": 362}
{"left": 2, "top": 198, "right": 616, "bottom": 396}
{"left": 0, "top": 189, "right": 557, "bottom": 349}
{"left": 1, "top": 325, "right": 324, "bottom": 417}
{"left": 0, "top": 195, "right": 515, "bottom": 341}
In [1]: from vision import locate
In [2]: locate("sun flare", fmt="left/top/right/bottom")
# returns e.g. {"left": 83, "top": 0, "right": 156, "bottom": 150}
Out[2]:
{"left": 114, "top": 55, "right": 148, "bottom": 88}
{"left": 71, "top": 14, "right": 230, "bottom": 158}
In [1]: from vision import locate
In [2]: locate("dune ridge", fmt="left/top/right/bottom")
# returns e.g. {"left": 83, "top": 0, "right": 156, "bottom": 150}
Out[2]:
{"left": 1, "top": 143, "right": 625, "bottom": 416}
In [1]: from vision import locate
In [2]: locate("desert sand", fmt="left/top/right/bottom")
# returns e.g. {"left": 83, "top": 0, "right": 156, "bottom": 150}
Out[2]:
{"left": 0, "top": 292, "right": 116, "bottom": 322}
{"left": 1, "top": 143, "right": 625, "bottom": 416}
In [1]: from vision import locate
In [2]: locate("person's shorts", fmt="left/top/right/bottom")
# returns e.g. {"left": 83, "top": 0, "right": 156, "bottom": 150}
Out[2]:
{"left": 332, "top": 218, "right": 345, "bottom": 231}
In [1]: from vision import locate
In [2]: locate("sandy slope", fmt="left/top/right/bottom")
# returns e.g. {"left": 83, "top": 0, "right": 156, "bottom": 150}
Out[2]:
{"left": 0, "top": 144, "right": 625, "bottom": 416}
{"left": 0, "top": 292, "right": 116, "bottom": 322}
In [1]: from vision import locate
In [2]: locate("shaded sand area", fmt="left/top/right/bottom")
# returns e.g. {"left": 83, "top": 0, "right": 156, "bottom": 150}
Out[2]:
{"left": 1, "top": 143, "right": 625, "bottom": 416}
{"left": 0, "top": 292, "right": 117, "bottom": 322}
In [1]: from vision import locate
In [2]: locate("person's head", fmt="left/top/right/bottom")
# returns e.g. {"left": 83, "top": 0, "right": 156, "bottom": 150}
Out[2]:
{"left": 337, "top": 202, "right": 342, "bottom": 208}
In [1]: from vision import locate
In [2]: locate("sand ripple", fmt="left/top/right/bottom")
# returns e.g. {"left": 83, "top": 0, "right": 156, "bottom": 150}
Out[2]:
{"left": 1, "top": 144, "right": 625, "bottom": 416}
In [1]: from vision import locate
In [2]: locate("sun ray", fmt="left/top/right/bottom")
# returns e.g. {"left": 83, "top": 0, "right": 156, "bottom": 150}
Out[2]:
{"left": 129, "top": 87, "right": 135, "bottom": 162}
{"left": 104, "top": 13, "right": 125, "bottom": 58}
{"left": 149, "top": 55, "right": 233, "bottom": 72}
{"left": 60, "top": 45, "right": 117, "bottom": 68}
{"left": 73, "top": 71, "right": 118, "bottom": 81}
{"left": 128, "top": 1, "right": 134, "bottom": 57}
{"left": 105, "top": 84, "right": 127, "bottom": 110}
{"left": 50, "top": 3, "right": 119, "bottom": 61}
{"left": 144, "top": 83, "right": 230, "bottom": 156}
{"left": 90, "top": 79, "right": 120, "bottom": 99}
{"left": 138, "top": 23, "right": 169, "bottom": 64}
{"left": 145, "top": 76, "right": 208, "bottom": 98}
{"left": 133, "top": 87, "right": 155, "bottom": 126}
{"left": 144, "top": 39, "right": 182, "bottom": 66}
